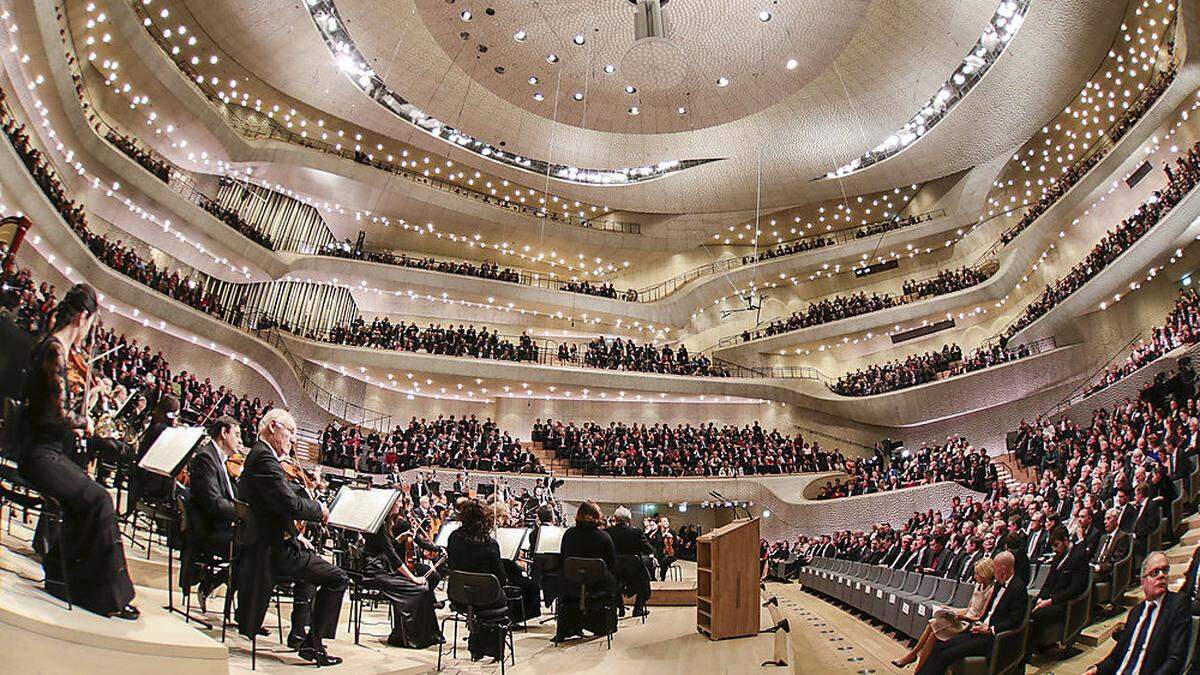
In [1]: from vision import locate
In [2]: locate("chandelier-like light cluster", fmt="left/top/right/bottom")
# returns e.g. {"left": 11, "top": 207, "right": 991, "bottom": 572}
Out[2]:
{"left": 303, "top": 0, "right": 718, "bottom": 186}
{"left": 820, "top": 0, "right": 1030, "bottom": 180}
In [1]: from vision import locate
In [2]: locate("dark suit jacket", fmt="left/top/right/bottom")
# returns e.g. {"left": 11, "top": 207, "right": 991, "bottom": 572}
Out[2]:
{"left": 234, "top": 440, "right": 324, "bottom": 637}
{"left": 1038, "top": 543, "right": 1090, "bottom": 605}
{"left": 606, "top": 523, "right": 653, "bottom": 557}
{"left": 1118, "top": 503, "right": 1137, "bottom": 532}
{"left": 187, "top": 440, "right": 236, "bottom": 546}
{"left": 983, "top": 577, "right": 1028, "bottom": 634}
{"left": 1133, "top": 500, "right": 1161, "bottom": 542}
{"left": 1092, "top": 530, "right": 1131, "bottom": 574}
{"left": 1181, "top": 545, "right": 1200, "bottom": 610}
{"left": 1094, "top": 591, "right": 1190, "bottom": 675}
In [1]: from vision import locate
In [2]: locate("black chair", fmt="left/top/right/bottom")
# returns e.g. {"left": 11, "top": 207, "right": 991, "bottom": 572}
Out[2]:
{"left": 949, "top": 597, "right": 1032, "bottom": 675}
{"left": 1031, "top": 569, "right": 1092, "bottom": 651}
{"left": 222, "top": 499, "right": 289, "bottom": 670}
{"left": 614, "top": 553, "right": 651, "bottom": 624}
{"left": 0, "top": 463, "right": 71, "bottom": 610}
{"left": 438, "top": 571, "right": 515, "bottom": 674}
{"left": 557, "top": 556, "right": 620, "bottom": 649}
{"left": 334, "top": 542, "right": 388, "bottom": 646}
{"left": 1092, "top": 548, "right": 1133, "bottom": 611}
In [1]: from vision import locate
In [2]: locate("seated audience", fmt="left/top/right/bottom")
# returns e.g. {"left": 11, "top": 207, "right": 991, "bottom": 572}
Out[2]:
{"left": 1085, "top": 552, "right": 1189, "bottom": 675}
{"left": 318, "top": 417, "right": 541, "bottom": 474}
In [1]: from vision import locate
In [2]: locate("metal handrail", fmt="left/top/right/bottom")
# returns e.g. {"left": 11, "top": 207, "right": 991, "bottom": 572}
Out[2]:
{"left": 736, "top": 208, "right": 947, "bottom": 253}
{"left": 718, "top": 257, "right": 999, "bottom": 349}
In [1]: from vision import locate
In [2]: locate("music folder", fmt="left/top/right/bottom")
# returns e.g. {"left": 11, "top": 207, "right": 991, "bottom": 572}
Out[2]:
{"left": 533, "top": 525, "right": 566, "bottom": 554}
{"left": 434, "top": 520, "right": 461, "bottom": 547}
{"left": 496, "top": 527, "right": 529, "bottom": 560}
{"left": 138, "top": 426, "right": 206, "bottom": 477}
{"left": 327, "top": 486, "right": 399, "bottom": 534}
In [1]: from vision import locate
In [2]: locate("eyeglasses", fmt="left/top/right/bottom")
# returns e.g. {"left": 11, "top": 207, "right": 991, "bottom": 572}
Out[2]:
{"left": 1144, "top": 567, "right": 1169, "bottom": 578}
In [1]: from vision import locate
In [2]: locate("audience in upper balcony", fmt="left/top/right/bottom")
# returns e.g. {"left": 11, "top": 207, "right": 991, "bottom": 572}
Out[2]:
{"left": 743, "top": 235, "right": 835, "bottom": 264}
{"left": 902, "top": 266, "right": 987, "bottom": 299}
{"left": 315, "top": 317, "right": 539, "bottom": 362}
{"left": 815, "top": 436, "right": 995, "bottom": 499}
{"left": 856, "top": 213, "right": 924, "bottom": 239}
{"left": 831, "top": 341, "right": 1034, "bottom": 397}
{"left": 320, "top": 238, "right": 522, "bottom": 283}
{"left": 740, "top": 265, "right": 990, "bottom": 342}
{"left": 1083, "top": 289, "right": 1200, "bottom": 398}
{"left": 319, "top": 417, "right": 541, "bottom": 474}
{"left": 559, "top": 337, "right": 729, "bottom": 377}
{"left": 105, "top": 130, "right": 171, "bottom": 184}
{"left": 559, "top": 279, "right": 640, "bottom": 302}
{"left": 4, "top": 114, "right": 230, "bottom": 320}
{"left": 1005, "top": 141, "right": 1200, "bottom": 339}
{"left": 532, "top": 419, "right": 847, "bottom": 477}
{"left": 999, "top": 63, "right": 1177, "bottom": 246}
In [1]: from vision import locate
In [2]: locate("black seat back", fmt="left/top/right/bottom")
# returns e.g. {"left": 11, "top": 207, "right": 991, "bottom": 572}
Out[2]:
{"left": 447, "top": 570, "right": 505, "bottom": 608}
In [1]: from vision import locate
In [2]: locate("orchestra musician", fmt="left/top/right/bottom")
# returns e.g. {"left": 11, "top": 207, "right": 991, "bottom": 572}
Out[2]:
{"left": 446, "top": 498, "right": 510, "bottom": 662}
{"left": 360, "top": 500, "right": 443, "bottom": 649}
{"left": 649, "top": 516, "right": 677, "bottom": 581}
{"left": 554, "top": 501, "right": 620, "bottom": 643}
{"left": 607, "top": 506, "right": 653, "bottom": 618}
{"left": 493, "top": 501, "right": 542, "bottom": 621}
{"left": 125, "top": 394, "right": 179, "bottom": 516}
{"left": 235, "top": 409, "right": 348, "bottom": 666}
{"left": 181, "top": 415, "right": 241, "bottom": 611}
{"left": 393, "top": 492, "right": 445, "bottom": 590}
{"left": 16, "top": 283, "right": 138, "bottom": 618}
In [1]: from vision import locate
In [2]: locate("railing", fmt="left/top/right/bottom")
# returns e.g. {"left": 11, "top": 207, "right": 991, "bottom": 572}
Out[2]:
{"left": 249, "top": 322, "right": 393, "bottom": 430}
{"left": 737, "top": 208, "right": 947, "bottom": 254}
{"left": 711, "top": 358, "right": 831, "bottom": 382}
{"left": 716, "top": 257, "right": 999, "bottom": 349}
{"left": 124, "top": 0, "right": 640, "bottom": 236}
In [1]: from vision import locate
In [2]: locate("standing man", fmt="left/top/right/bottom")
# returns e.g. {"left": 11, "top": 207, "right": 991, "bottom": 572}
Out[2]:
{"left": 235, "top": 409, "right": 348, "bottom": 666}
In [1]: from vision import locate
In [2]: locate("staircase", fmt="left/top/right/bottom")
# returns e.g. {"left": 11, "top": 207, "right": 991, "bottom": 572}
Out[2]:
{"left": 294, "top": 428, "right": 321, "bottom": 467}
{"left": 527, "top": 441, "right": 585, "bottom": 477}
{"left": 991, "top": 455, "right": 1031, "bottom": 494}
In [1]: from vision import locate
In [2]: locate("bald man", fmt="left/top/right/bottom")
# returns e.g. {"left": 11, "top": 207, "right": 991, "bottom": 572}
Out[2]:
{"left": 917, "top": 552, "right": 1028, "bottom": 675}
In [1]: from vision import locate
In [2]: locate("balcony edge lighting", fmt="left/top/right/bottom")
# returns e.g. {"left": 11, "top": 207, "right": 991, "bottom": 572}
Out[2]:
{"left": 303, "top": 0, "right": 720, "bottom": 186}
{"left": 817, "top": 0, "right": 1031, "bottom": 181}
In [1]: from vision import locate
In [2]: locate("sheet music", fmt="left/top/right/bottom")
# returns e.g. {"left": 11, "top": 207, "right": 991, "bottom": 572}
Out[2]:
{"left": 434, "top": 520, "right": 461, "bottom": 547}
{"left": 496, "top": 527, "right": 529, "bottom": 560}
{"left": 534, "top": 525, "right": 566, "bottom": 554}
{"left": 138, "top": 426, "right": 205, "bottom": 476}
{"left": 327, "top": 486, "right": 400, "bottom": 534}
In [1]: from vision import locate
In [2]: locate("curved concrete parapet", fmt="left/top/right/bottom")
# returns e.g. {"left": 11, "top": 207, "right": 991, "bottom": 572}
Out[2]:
{"left": 0, "top": 553, "right": 227, "bottom": 675}
{"left": 331, "top": 466, "right": 980, "bottom": 541}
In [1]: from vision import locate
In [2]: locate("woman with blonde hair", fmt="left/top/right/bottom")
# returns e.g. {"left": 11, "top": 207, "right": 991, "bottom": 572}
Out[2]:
{"left": 892, "top": 556, "right": 997, "bottom": 670}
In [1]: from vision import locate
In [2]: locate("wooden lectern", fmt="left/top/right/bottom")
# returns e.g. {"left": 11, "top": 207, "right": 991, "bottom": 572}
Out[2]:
{"left": 695, "top": 517, "right": 760, "bottom": 640}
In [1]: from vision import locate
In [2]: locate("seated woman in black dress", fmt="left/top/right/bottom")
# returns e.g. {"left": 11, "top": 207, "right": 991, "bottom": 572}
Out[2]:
{"left": 493, "top": 501, "right": 541, "bottom": 622}
{"left": 554, "top": 500, "right": 620, "bottom": 642}
{"left": 446, "top": 498, "right": 509, "bottom": 661}
{"left": 17, "top": 284, "right": 138, "bottom": 618}
{"left": 362, "top": 501, "right": 443, "bottom": 649}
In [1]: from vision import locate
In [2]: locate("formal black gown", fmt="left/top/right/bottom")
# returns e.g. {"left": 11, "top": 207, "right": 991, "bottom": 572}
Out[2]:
{"left": 555, "top": 523, "right": 620, "bottom": 641}
{"left": 17, "top": 335, "right": 135, "bottom": 615}
{"left": 363, "top": 531, "right": 442, "bottom": 649}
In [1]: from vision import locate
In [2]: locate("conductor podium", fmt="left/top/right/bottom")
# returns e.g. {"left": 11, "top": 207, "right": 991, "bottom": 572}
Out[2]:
{"left": 696, "top": 518, "right": 760, "bottom": 640}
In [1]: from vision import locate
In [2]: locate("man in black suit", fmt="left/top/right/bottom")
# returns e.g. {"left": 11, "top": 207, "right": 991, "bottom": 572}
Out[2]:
{"left": 234, "top": 409, "right": 348, "bottom": 666}
{"left": 1075, "top": 508, "right": 1102, "bottom": 558}
{"left": 1116, "top": 489, "right": 1137, "bottom": 532}
{"left": 1092, "top": 508, "right": 1132, "bottom": 593}
{"left": 606, "top": 506, "right": 653, "bottom": 617}
{"left": 1029, "top": 525, "right": 1090, "bottom": 653}
{"left": 955, "top": 537, "right": 986, "bottom": 582}
{"left": 1026, "top": 512, "right": 1050, "bottom": 562}
{"left": 182, "top": 416, "right": 241, "bottom": 611}
{"left": 1132, "top": 482, "right": 1161, "bottom": 562}
{"left": 916, "top": 551, "right": 1028, "bottom": 675}
{"left": 921, "top": 537, "right": 953, "bottom": 576}
{"left": 1087, "top": 552, "right": 1189, "bottom": 675}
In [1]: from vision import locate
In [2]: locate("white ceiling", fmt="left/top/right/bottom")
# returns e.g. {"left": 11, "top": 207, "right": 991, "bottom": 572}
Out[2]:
{"left": 176, "top": 0, "right": 1125, "bottom": 214}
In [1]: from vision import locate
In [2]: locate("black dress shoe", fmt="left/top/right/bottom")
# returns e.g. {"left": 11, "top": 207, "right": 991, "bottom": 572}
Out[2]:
{"left": 297, "top": 647, "right": 343, "bottom": 666}
{"left": 109, "top": 605, "right": 141, "bottom": 620}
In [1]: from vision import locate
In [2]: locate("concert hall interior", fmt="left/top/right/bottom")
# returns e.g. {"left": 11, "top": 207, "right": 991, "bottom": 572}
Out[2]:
{"left": 6, "top": 0, "right": 1200, "bottom": 673}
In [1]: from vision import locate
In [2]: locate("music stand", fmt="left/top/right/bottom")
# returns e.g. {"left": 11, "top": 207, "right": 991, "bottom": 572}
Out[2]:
{"left": 496, "top": 527, "right": 530, "bottom": 561}
{"left": 137, "top": 426, "right": 205, "bottom": 622}
{"left": 327, "top": 486, "right": 400, "bottom": 534}
{"left": 434, "top": 520, "right": 461, "bottom": 548}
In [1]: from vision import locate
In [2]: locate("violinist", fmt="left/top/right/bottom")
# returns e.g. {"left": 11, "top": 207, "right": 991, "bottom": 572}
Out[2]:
{"left": 649, "top": 516, "right": 677, "bottom": 581}
{"left": 400, "top": 493, "right": 445, "bottom": 589}
{"left": 235, "top": 409, "right": 347, "bottom": 666}
{"left": 360, "top": 501, "right": 443, "bottom": 649}
{"left": 181, "top": 416, "right": 240, "bottom": 611}
{"left": 126, "top": 394, "right": 179, "bottom": 516}
{"left": 16, "top": 283, "right": 138, "bottom": 618}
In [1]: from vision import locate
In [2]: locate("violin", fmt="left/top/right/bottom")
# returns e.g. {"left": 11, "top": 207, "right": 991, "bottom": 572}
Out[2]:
{"left": 224, "top": 451, "right": 245, "bottom": 481}
{"left": 281, "top": 455, "right": 321, "bottom": 541}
